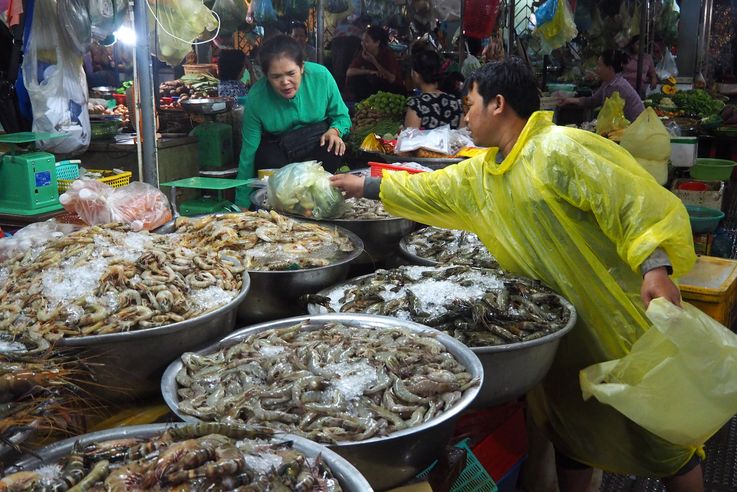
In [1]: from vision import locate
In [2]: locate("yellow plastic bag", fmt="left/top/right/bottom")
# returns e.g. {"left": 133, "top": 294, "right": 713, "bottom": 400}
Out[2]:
{"left": 595, "top": 92, "right": 630, "bottom": 137}
{"left": 379, "top": 111, "right": 698, "bottom": 475}
{"left": 534, "top": 0, "right": 578, "bottom": 54}
{"left": 580, "top": 298, "right": 737, "bottom": 447}
{"left": 620, "top": 107, "right": 671, "bottom": 184}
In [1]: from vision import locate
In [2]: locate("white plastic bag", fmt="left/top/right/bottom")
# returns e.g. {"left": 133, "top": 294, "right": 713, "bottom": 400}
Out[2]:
{"left": 656, "top": 50, "right": 679, "bottom": 80}
{"left": 581, "top": 298, "right": 737, "bottom": 447}
{"left": 23, "top": 0, "right": 90, "bottom": 155}
{"left": 396, "top": 125, "right": 474, "bottom": 155}
{"left": 267, "top": 161, "right": 347, "bottom": 220}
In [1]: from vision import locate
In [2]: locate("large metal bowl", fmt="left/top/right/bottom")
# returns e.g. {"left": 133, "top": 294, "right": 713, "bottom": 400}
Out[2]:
{"left": 308, "top": 275, "right": 577, "bottom": 407}
{"left": 251, "top": 188, "right": 415, "bottom": 264}
{"left": 7, "top": 423, "right": 373, "bottom": 491}
{"left": 57, "top": 277, "right": 250, "bottom": 401}
{"left": 151, "top": 212, "right": 364, "bottom": 323}
{"left": 161, "top": 313, "right": 483, "bottom": 490}
{"left": 180, "top": 97, "right": 233, "bottom": 115}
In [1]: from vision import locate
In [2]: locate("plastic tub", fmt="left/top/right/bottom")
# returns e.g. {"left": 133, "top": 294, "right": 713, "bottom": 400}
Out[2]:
{"left": 677, "top": 180, "right": 710, "bottom": 191}
{"left": 686, "top": 205, "right": 725, "bottom": 233}
{"left": 689, "top": 158, "right": 737, "bottom": 180}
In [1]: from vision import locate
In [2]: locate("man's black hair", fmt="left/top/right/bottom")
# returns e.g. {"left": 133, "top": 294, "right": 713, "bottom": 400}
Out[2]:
{"left": 259, "top": 34, "right": 304, "bottom": 74}
{"left": 465, "top": 57, "right": 540, "bottom": 118}
{"left": 218, "top": 49, "right": 246, "bottom": 81}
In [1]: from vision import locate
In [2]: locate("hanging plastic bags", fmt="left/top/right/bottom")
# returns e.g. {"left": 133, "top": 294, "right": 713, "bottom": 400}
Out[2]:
{"left": 327, "top": 0, "right": 349, "bottom": 14}
{"left": 580, "top": 298, "right": 737, "bottom": 447}
{"left": 462, "top": 0, "right": 501, "bottom": 40}
{"left": 533, "top": 0, "right": 577, "bottom": 55}
{"left": 22, "top": 0, "right": 91, "bottom": 154}
{"left": 253, "top": 0, "right": 278, "bottom": 25}
{"left": 149, "top": 0, "right": 218, "bottom": 67}
{"left": 267, "top": 161, "right": 347, "bottom": 220}
{"left": 212, "top": 0, "right": 248, "bottom": 35}
{"left": 620, "top": 107, "right": 671, "bottom": 184}
{"left": 656, "top": 49, "right": 679, "bottom": 80}
{"left": 595, "top": 92, "right": 630, "bottom": 138}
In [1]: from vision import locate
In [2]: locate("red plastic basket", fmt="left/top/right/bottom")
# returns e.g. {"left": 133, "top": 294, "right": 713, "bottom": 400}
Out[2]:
{"left": 369, "top": 161, "right": 428, "bottom": 177}
{"left": 471, "top": 407, "right": 528, "bottom": 482}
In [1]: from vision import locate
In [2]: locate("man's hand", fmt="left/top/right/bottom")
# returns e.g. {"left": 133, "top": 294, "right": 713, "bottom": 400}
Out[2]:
{"left": 320, "top": 128, "right": 345, "bottom": 156}
{"left": 330, "top": 174, "right": 365, "bottom": 198}
{"left": 641, "top": 267, "right": 681, "bottom": 308}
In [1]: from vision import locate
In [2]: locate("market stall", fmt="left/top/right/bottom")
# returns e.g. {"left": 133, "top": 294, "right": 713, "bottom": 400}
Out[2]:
{"left": 3, "top": 1, "right": 737, "bottom": 491}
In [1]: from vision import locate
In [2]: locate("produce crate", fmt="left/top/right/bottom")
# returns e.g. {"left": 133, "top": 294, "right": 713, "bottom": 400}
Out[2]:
{"left": 671, "top": 178, "right": 724, "bottom": 210}
{"left": 183, "top": 64, "right": 218, "bottom": 76}
{"left": 159, "top": 109, "right": 194, "bottom": 133}
{"left": 369, "top": 161, "right": 428, "bottom": 177}
{"left": 679, "top": 255, "right": 737, "bottom": 329}
{"left": 471, "top": 406, "right": 528, "bottom": 492}
{"left": 57, "top": 169, "right": 132, "bottom": 193}
{"left": 90, "top": 119, "right": 121, "bottom": 140}
{"left": 416, "top": 438, "right": 498, "bottom": 492}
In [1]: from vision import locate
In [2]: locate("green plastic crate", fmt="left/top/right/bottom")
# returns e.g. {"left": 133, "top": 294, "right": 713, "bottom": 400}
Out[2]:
{"left": 415, "top": 438, "right": 498, "bottom": 492}
{"left": 55, "top": 163, "right": 80, "bottom": 181}
{"left": 90, "top": 120, "right": 121, "bottom": 140}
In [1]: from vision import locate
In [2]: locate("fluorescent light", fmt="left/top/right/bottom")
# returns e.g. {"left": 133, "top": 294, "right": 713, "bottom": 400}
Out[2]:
{"left": 115, "top": 26, "right": 136, "bottom": 46}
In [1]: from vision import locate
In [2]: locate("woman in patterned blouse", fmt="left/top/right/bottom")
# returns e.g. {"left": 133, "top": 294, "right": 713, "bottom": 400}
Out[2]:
{"left": 404, "top": 49, "right": 465, "bottom": 129}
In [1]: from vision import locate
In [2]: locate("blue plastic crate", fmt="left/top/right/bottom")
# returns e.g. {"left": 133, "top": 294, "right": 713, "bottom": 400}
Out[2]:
{"left": 55, "top": 163, "right": 80, "bottom": 181}
{"left": 416, "top": 438, "right": 498, "bottom": 492}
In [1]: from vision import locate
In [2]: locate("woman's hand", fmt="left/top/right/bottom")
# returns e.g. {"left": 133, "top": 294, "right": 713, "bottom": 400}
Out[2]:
{"left": 362, "top": 49, "right": 378, "bottom": 65}
{"left": 320, "top": 128, "right": 346, "bottom": 156}
{"left": 330, "top": 174, "right": 365, "bottom": 198}
{"left": 641, "top": 267, "right": 681, "bottom": 308}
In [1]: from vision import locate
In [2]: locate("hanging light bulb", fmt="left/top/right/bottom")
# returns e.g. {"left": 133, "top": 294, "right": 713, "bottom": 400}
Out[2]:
{"left": 115, "top": 25, "right": 136, "bottom": 46}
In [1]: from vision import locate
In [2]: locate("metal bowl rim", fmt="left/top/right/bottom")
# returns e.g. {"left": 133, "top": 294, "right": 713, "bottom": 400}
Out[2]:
{"left": 306, "top": 269, "right": 578, "bottom": 351}
{"left": 58, "top": 275, "right": 251, "bottom": 346}
{"left": 250, "top": 188, "right": 412, "bottom": 224}
{"left": 378, "top": 152, "right": 464, "bottom": 164}
{"left": 161, "top": 313, "right": 483, "bottom": 447}
{"left": 8, "top": 423, "right": 373, "bottom": 491}
{"left": 398, "top": 235, "right": 439, "bottom": 266}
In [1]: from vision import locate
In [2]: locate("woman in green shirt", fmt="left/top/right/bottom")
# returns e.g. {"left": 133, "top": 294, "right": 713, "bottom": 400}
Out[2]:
{"left": 235, "top": 35, "right": 351, "bottom": 206}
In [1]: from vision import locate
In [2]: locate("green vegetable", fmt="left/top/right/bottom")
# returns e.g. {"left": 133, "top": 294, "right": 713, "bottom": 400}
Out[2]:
{"left": 672, "top": 89, "right": 725, "bottom": 118}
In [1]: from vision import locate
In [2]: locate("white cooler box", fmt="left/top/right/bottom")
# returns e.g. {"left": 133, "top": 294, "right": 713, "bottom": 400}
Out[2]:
{"left": 670, "top": 136, "right": 698, "bottom": 167}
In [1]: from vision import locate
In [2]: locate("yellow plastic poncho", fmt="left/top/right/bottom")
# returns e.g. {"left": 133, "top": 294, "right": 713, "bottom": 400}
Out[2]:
{"left": 380, "top": 111, "right": 698, "bottom": 476}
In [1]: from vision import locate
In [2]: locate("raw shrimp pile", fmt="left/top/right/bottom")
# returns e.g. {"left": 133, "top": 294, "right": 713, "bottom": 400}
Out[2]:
{"left": 175, "top": 321, "right": 478, "bottom": 443}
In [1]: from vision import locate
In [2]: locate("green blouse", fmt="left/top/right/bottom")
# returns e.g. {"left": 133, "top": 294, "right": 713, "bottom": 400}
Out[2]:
{"left": 236, "top": 62, "right": 351, "bottom": 186}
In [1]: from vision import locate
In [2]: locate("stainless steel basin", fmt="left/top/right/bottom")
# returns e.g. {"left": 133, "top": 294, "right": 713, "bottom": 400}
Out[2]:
{"left": 161, "top": 313, "right": 483, "bottom": 490}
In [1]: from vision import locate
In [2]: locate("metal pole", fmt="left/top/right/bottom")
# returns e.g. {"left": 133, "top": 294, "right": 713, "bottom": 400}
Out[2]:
{"left": 507, "top": 0, "right": 515, "bottom": 58}
{"left": 635, "top": 0, "right": 647, "bottom": 98}
{"left": 696, "top": 0, "right": 714, "bottom": 82}
{"left": 459, "top": 0, "right": 465, "bottom": 67}
{"left": 317, "top": 0, "right": 324, "bottom": 64}
{"left": 132, "top": 0, "right": 159, "bottom": 186}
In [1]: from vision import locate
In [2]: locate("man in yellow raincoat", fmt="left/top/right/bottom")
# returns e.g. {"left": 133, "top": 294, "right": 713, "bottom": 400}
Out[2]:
{"left": 331, "top": 59, "right": 702, "bottom": 491}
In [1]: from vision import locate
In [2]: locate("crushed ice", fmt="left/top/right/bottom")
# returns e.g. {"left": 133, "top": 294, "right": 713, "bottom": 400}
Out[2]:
{"left": 0, "top": 340, "right": 26, "bottom": 353}
{"left": 259, "top": 345, "right": 286, "bottom": 357}
{"left": 244, "top": 452, "right": 283, "bottom": 474}
{"left": 324, "top": 359, "right": 378, "bottom": 401}
{"left": 190, "top": 286, "right": 235, "bottom": 312}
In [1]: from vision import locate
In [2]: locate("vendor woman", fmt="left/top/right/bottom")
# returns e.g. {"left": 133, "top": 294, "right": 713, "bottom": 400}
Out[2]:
{"left": 560, "top": 49, "right": 645, "bottom": 122}
{"left": 345, "top": 26, "right": 405, "bottom": 101}
{"left": 235, "top": 35, "right": 351, "bottom": 207}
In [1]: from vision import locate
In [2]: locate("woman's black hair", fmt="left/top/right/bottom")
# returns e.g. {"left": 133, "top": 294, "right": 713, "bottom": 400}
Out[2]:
{"left": 364, "top": 26, "right": 388, "bottom": 47}
{"left": 439, "top": 71, "right": 464, "bottom": 98}
{"left": 290, "top": 22, "right": 307, "bottom": 36}
{"left": 626, "top": 34, "right": 641, "bottom": 52}
{"left": 412, "top": 49, "right": 442, "bottom": 84}
{"left": 465, "top": 57, "right": 540, "bottom": 118}
{"left": 600, "top": 48, "right": 629, "bottom": 73}
{"left": 259, "top": 34, "right": 304, "bottom": 74}
{"left": 218, "top": 49, "right": 246, "bottom": 81}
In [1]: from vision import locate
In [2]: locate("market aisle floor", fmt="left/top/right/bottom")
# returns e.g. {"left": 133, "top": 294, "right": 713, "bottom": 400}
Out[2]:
{"left": 599, "top": 415, "right": 737, "bottom": 492}
{"left": 519, "top": 415, "right": 736, "bottom": 491}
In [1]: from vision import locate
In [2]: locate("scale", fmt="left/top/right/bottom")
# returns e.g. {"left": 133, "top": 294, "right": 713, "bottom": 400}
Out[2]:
{"left": 181, "top": 98, "right": 234, "bottom": 170}
{"left": 0, "top": 132, "right": 66, "bottom": 215}
{"left": 160, "top": 177, "right": 260, "bottom": 217}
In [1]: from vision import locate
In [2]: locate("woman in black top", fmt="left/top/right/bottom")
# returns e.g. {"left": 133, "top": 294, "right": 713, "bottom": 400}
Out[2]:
{"left": 404, "top": 49, "right": 464, "bottom": 129}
